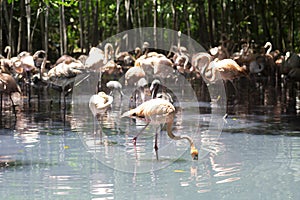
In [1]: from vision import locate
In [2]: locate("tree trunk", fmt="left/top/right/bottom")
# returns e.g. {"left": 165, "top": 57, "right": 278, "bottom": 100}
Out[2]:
{"left": 198, "top": 0, "right": 209, "bottom": 49}
{"left": 30, "top": 2, "right": 42, "bottom": 49}
{"left": 275, "top": 0, "right": 283, "bottom": 50}
{"left": 62, "top": 1, "right": 67, "bottom": 54}
{"left": 9, "top": 1, "right": 14, "bottom": 54}
{"left": 125, "top": 0, "right": 130, "bottom": 29}
{"left": 92, "top": 0, "right": 99, "bottom": 46}
{"left": 171, "top": 0, "right": 177, "bottom": 31}
{"left": 130, "top": 0, "right": 135, "bottom": 28}
{"left": 59, "top": 3, "right": 63, "bottom": 55}
{"left": 221, "top": 0, "right": 225, "bottom": 34}
{"left": 171, "top": 0, "right": 176, "bottom": 46}
{"left": 153, "top": 0, "right": 157, "bottom": 48}
{"left": 85, "top": 0, "right": 90, "bottom": 52}
{"left": 0, "top": 0, "right": 3, "bottom": 53}
{"left": 136, "top": 0, "right": 143, "bottom": 46}
{"left": 291, "top": 0, "right": 295, "bottom": 50}
{"left": 116, "top": 0, "right": 120, "bottom": 32}
{"left": 17, "top": 0, "right": 25, "bottom": 53}
{"left": 59, "top": 0, "right": 67, "bottom": 55}
{"left": 44, "top": 4, "right": 49, "bottom": 54}
{"left": 259, "top": 1, "right": 272, "bottom": 47}
{"left": 1, "top": 1, "right": 11, "bottom": 50}
{"left": 79, "top": 0, "right": 84, "bottom": 53}
{"left": 183, "top": 0, "right": 190, "bottom": 37}
{"left": 25, "top": 0, "right": 31, "bottom": 52}
{"left": 207, "top": 0, "right": 215, "bottom": 46}
{"left": 251, "top": 0, "right": 258, "bottom": 42}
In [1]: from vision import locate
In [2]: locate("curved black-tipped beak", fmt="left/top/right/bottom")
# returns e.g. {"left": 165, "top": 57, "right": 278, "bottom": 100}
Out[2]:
{"left": 193, "top": 154, "right": 198, "bottom": 160}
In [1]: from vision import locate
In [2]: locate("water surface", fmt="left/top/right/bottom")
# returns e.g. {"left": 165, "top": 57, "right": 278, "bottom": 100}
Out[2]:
{"left": 0, "top": 90, "right": 300, "bottom": 200}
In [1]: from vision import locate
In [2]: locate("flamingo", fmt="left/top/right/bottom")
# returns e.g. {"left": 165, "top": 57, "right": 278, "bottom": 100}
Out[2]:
{"left": 0, "top": 72, "right": 21, "bottom": 114}
{"left": 48, "top": 57, "right": 84, "bottom": 109}
{"left": 206, "top": 59, "right": 248, "bottom": 83}
{"left": 192, "top": 53, "right": 248, "bottom": 112}
{"left": 31, "top": 50, "right": 49, "bottom": 84}
{"left": 85, "top": 43, "right": 114, "bottom": 71}
{"left": 134, "top": 53, "right": 174, "bottom": 82}
{"left": 264, "top": 42, "right": 272, "bottom": 55}
{"left": 17, "top": 51, "right": 37, "bottom": 101}
{"left": 0, "top": 46, "right": 13, "bottom": 74}
{"left": 89, "top": 92, "right": 113, "bottom": 140}
{"left": 124, "top": 65, "right": 146, "bottom": 86}
{"left": 121, "top": 98, "right": 198, "bottom": 160}
{"left": 106, "top": 80, "right": 124, "bottom": 97}
{"left": 192, "top": 53, "right": 248, "bottom": 86}
{"left": 114, "top": 40, "right": 135, "bottom": 67}
{"left": 132, "top": 77, "right": 151, "bottom": 106}
{"left": 89, "top": 91, "right": 114, "bottom": 118}
{"left": 4, "top": 46, "right": 11, "bottom": 59}
{"left": 150, "top": 79, "right": 178, "bottom": 106}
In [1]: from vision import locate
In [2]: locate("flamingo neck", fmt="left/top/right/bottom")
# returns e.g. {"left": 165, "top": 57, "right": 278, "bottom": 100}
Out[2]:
{"left": 266, "top": 44, "right": 272, "bottom": 55}
{"left": 177, "top": 31, "right": 181, "bottom": 53}
{"left": 166, "top": 119, "right": 196, "bottom": 151}
{"left": 41, "top": 55, "right": 47, "bottom": 75}
{"left": 198, "top": 54, "right": 216, "bottom": 82}
{"left": 135, "top": 48, "right": 142, "bottom": 59}
{"left": 104, "top": 43, "right": 113, "bottom": 64}
{"left": 182, "top": 55, "right": 189, "bottom": 70}
{"left": 5, "top": 46, "right": 11, "bottom": 59}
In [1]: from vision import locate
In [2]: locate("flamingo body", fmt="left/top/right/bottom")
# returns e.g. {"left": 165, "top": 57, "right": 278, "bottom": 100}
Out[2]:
{"left": 122, "top": 98, "right": 198, "bottom": 160}
{"left": 89, "top": 92, "right": 113, "bottom": 117}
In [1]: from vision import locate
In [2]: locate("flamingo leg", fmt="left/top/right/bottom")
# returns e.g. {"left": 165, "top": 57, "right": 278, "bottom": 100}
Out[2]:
{"left": 93, "top": 116, "right": 97, "bottom": 135}
{"left": 99, "top": 115, "right": 103, "bottom": 144}
{"left": 132, "top": 123, "right": 149, "bottom": 146}
{"left": 230, "top": 80, "right": 240, "bottom": 101}
{"left": 26, "top": 71, "right": 32, "bottom": 103}
{"left": 0, "top": 93, "right": 2, "bottom": 114}
{"left": 154, "top": 126, "right": 159, "bottom": 160}
{"left": 9, "top": 94, "right": 16, "bottom": 115}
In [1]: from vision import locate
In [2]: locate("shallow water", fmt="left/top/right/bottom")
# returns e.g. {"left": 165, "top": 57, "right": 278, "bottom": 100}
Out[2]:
{"left": 0, "top": 86, "right": 300, "bottom": 200}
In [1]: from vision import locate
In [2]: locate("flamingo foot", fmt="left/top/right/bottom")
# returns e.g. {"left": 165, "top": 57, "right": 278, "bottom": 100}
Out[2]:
{"left": 132, "top": 137, "right": 137, "bottom": 146}
{"left": 154, "top": 145, "right": 159, "bottom": 160}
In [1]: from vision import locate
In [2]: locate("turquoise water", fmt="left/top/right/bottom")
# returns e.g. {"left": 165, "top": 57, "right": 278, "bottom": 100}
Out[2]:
{"left": 0, "top": 92, "right": 299, "bottom": 199}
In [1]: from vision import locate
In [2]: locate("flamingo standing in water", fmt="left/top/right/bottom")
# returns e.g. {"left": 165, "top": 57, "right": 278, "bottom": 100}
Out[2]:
{"left": 0, "top": 72, "right": 21, "bottom": 114}
{"left": 122, "top": 98, "right": 198, "bottom": 160}
{"left": 48, "top": 57, "right": 84, "bottom": 109}
{"left": 89, "top": 92, "right": 113, "bottom": 140}
{"left": 192, "top": 53, "right": 248, "bottom": 113}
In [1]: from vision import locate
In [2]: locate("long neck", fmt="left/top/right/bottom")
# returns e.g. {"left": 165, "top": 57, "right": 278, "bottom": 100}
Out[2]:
{"left": 41, "top": 53, "right": 47, "bottom": 75}
{"left": 5, "top": 46, "right": 11, "bottom": 59}
{"left": 177, "top": 31, "right": 181, "bottom": 54}
{"left": 166, "top": 116, "right": 196, "bottom": 150}
{"left": 104, "top": 43, "right": 113, "bottom": 64}
{"left": 182, "top": 54, "right": 189, "bottom": 69}
{"left": 115, "top": 45, "right": 120, "bottom": 57}
{"left": 135, "top": 48, "right": 142, "bottom": 59}
{"left": 197, "top": 54, "right": 216, "bottom": 82}
{"left": 266, "top": 44, "right": 272, "bottom": 54}
{"left": 205, "top": 63, "right": 218, "bottom": 83}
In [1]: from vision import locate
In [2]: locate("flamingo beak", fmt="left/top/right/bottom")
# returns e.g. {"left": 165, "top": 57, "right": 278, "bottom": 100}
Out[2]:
{"left": 191, "top": 148, "right": 199, "bottom": 160}
{"left": 193, "top": 154, "right": 198, "bottom": 160}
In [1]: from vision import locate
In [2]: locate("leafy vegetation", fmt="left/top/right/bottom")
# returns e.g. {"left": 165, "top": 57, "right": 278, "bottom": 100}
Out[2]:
{"left": 1, "top": 0, "right": 299, "bottom": 61}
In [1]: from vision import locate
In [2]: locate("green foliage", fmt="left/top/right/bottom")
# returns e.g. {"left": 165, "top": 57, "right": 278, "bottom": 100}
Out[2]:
{"left": 2, "top": 0, "right": 300, "bottom": 56}
{"left": 49, "top": 0, "right": 78, "bottom": 8}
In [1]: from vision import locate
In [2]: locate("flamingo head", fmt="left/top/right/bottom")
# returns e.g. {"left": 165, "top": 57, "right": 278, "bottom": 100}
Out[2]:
{"left": 191, "top": 147, "right": 198, "bottom": 160}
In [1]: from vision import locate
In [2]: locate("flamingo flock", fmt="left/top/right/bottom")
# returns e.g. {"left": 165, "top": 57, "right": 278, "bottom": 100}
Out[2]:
{"left": 1, "top": 35, "right": 299, "bottom": 160}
